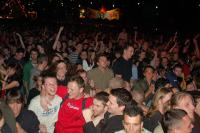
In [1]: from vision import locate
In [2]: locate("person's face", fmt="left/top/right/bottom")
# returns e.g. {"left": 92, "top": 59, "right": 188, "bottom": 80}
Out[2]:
{"left": 97, "top": 56, "right": 108, "bottom": 69}
{"left": 56, "top": 62, "right": 67, "bottom": 77}
{"left": 124, "top": 47, "right": 134, "bottom": 59}
{"left": 176, "top": 96, "right": 195, "bottom": 120}
{"left": 16, "top": 52, "right": 24, "bottom": 60}
{"left": 139, "top": 51, "right": 146, "bottom": 60}
{"left": 161, "top": 92, "right": 172, "bottom": 111}
{"left": 80, "top": 51, "right": 87, "bottom": 60}
{"left": 107, "top": 95, "right": 123, "bottom": 115}
{"left": 30, "top": 51, "right": 38, "bottom": 61}
{"left": 36, "top": 77, "right": 43, "bottom": 89}
{"left": 173, "top": 67, "right": 182, "bottom": 77}
{"left": 68, "top": 81, "right": 83, "bottom": 99}
{"left": 8, "top": 102, "right": 22, "bottom": 118}
{"left": 92, "top": 98, "right": 106, "bottom": 117}
{"left": 41, "top": 60, "right": 48, "bottom": 70}
{"left": 161, "top": 58, "right": 168, "bottom": 67}
{"left": 123, "top": 114, "right": 143, "bottom": 133}
{"left": 79, "top": 72, "right": 88, "bottom": 83}
{"left": 175, "top": 115, "right": 193, "bottom": 133}
{"left": 43, "top": 77, "right": 57, "bottom": 96}
{"left": 144, "top": 68, "right": 154, "bottom": 80}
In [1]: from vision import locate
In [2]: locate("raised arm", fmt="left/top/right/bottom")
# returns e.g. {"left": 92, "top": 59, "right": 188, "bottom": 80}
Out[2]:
{"left": 15, "top": 32, "right": 25, "bottom": 49}
{"left": 52, "top": 26, "right": 64, "bottom": 50}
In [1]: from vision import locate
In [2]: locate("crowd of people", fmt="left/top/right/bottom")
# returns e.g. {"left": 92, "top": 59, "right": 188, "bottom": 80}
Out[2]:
{"left": 0, "top": 23, "right": 200, "bottom": 133}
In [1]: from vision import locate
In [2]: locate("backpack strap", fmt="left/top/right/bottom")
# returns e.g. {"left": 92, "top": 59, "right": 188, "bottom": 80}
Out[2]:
{"left": 82, "top": 98, "right": 87, "bottom": 110}
{"left": 60, "top": 94, "right": 69, "bottom": 107}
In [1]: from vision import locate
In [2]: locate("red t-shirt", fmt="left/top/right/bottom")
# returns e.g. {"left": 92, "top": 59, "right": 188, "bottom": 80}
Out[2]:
{"left": 56, "top": 85, "right": 68, "bottom": 99}
{"left": 55, "top": 97, "right": 93, "bottom": 133}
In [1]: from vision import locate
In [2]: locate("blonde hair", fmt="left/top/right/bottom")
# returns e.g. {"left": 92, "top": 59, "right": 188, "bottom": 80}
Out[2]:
{"left": 147, "top": 88, "right": 172, "bottom": 117}
{"left": 171, "top": 92, "right": 194, "bottom": 108}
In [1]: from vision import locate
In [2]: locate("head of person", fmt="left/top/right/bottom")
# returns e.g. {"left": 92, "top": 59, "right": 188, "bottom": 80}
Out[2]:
{"left": 92, "top": 91, "right": 109, "bottom": 117}
{"left": 123, "top": 105, "right": 144, "bottom": 133}
{"left": 75, "top": 43, "right": 83, "bottom": 53}
{"left": 171, "top": 92, "right": 195, "bottom": 121}
{"left": 147, "top": 88, "right": 172, "bottom": 117}
{"left": 96, "top": 53, "right": 109, "bottom": 69}
{"left": 80, "top": 50, "right": 88, "bottom": 60}
{"left": 67, "top": 75, "right": 85, "bottom": 99}
{"left": 37, "top": 55, "right": 48, "bottom": 70}
{"left": 109, "top": 77, "right": 124, "bottom": 89}
{"left": 107, "top": 88, "right": 133, "bottom": 116}
{"left": 77, "top": 69, "right": 88, "bottom": 84}
{"left": 155, "top": 78, "right": 172, "bottom": 92}
{"left": 15, "top": 48, "right": 25, "bottom": 60}
{"left": 172, "top": 64, "right": 182, "bottom": 77}
{"left": 41, "top": 72, "right": 57, "bottom": 97}
{"left": 55, "top": 60, "right": 67, "bottom": 79}
{"left": 161, "top": 57, "right": 169, "bottom": 67}
{"left": 162, "top": 109, "right": 193, "bottom": 133}
{"left": 131, "top": 89, "right": 145, "bottom": 105}
{"left": 6, "top": 90, "right": 24, "bottom": 118}
{"left": 123, "top": 44, "right": 134, "bottom": 60}
{"left": 143, "top": 65, "right": 155, "bottom": 80}
{"left": 30, "top": 48, "right": 39, "bottom": 61}
{"left": 33, "top": 75, "right": 43, "bottom": 90}
{"left": 7, "top": 63, "right": 22, "bottom": 78}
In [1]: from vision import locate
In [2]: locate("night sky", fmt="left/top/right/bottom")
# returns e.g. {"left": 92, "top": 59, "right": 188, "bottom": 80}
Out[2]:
{"left": 1, "top": 0, "right": 200, "bottom": 30}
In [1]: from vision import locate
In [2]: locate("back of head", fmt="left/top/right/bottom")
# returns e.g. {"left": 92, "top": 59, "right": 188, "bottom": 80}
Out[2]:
{"left": 162, "top": 109, "right": 187, "bottom": 133}
{"left": 6, "top": 89, "right": 24, "bottom": 105}
{"left": 109, "top": 77, "right": 124, "bottom": 89}
{"left": 110, "top": 88, "right": 136, "bottom": 108}
{"left": 124, "top": 105, "right": 144, "bottom": 120}
{"left": 94, "top": 91, "right": 109, "bottom": 105}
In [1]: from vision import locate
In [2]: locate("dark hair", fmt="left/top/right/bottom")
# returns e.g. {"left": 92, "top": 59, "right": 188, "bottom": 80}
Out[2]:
{"left": 37, "top": 55, "right": 48, "bottom": 64}
{"left": 40, "top": 71, "right": 56, "bottom": 84}
{"left": 95, "top": 53, "right": 108, "bottom": 64}
{"left": 68, "top": 75, "right": 85, "bottom": 88}
{"left": 94, "top": 91, "right": 109, "bottom": 105}
{"left": 123, "top": 44, "right": 134, "bottom": 51}
{"left": 162, "top": 109, "right": 187, "bottom": 133}
{"left": 124, "top": 105, "right": 144, "bottom": 121}
{"left": 172, "top": 63, "right": 182, "bottom": 71}
{"left": 155, "top": 78, "right": 170, "bottom": 90}
{"left": 6, "top": 90, "right": 24, "bottom": 104}
{"left": 16, "top": 48, "right": 25, "bottom": 53}
{"left": 143, "top": 65, "right": 155, "bottom": 73}
{"left": 110, "top": 88, "right": 135, "bottom": 107}
{"left": 30, "top": 48, "right": 39, "bottom": 54}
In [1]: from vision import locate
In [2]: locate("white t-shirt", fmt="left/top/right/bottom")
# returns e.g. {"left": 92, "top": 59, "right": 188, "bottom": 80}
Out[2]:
{"left": 28, "top": 95, "right": 62, "bottom": 133}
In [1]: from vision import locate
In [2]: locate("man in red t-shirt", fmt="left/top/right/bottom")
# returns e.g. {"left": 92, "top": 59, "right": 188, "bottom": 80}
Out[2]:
{"left": 55, "top": 75, "right": 93, "bottom": 133}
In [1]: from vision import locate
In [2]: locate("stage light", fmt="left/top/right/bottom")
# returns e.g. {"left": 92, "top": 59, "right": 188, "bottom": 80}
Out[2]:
{"left": 113, "top": 4, "right": 115, "bottom": 8}
{"left": 137, "top": 2, "right": 140, "bottom": 5}
{"left": 156, "top": 6, "right": 158, "bottom": 9}
{"left": 90, "top": 1, "right": 93, "bottom": 5}
{"left": 78, "top": 4, "right": 81, "bottom": 7}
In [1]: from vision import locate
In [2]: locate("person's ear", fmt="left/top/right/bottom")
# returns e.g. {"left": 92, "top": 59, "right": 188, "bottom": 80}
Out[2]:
{"left": 80, "top": 87, "right": 84, "bottom": 93}
{"left": 119, "top": 105, "right": 125, "bottom": 112}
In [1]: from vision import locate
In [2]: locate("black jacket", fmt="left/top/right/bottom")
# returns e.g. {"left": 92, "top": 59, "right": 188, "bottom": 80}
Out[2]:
{"left": 83, "top": 112, "right": 123, "bottom": 133}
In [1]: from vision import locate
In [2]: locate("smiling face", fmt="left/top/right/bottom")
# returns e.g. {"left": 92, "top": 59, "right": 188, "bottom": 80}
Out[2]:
{"left": 43, "top": 77, "right": 57, "bottom": 96}
{"left": 67, "top": 81, "right": 83, "bottom": 99}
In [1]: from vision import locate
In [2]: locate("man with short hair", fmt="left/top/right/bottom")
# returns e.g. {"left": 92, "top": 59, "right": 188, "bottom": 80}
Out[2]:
{"left": 87, "top": 91, "right": 109, "bottom": 130}
{"left": 113, "top": 44, "right": 134, "bottom": 82}
{"left": 55, "top": 76, "right": 93, "bottom": 133}
{"left": 116, "top": 105, "right": 151, "bottom": 133}
{"left": 171, "top": 92, "right": 200, "bottom": 133}
{"left": 83, "top": 88, "right": 134, "bottom": 133}
{"left": 162, "top": 109, "right": 193, "bottom": 133}
{"left": 88, "top": 53, "right": 114, "bottom": 91}
{"left": 28, "top": 73, "right": 62, "bottom": 133}
{"left": 23, "top": 48, "right": 39, "bottom": 94}
{"left": 6, "top": 48, "right": 25, "bottom": 66}
{"left": 29, "top": 55, "right": 48, "bottom": 90}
